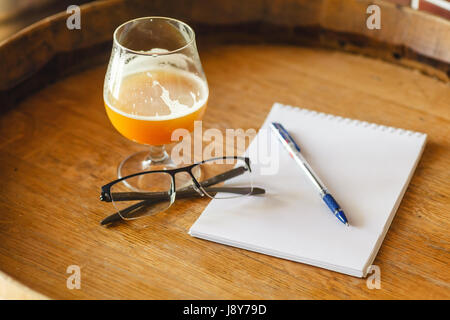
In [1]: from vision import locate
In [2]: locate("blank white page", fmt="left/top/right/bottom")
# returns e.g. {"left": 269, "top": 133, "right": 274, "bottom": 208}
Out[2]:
{"left": 189, "top": 103, "right": 426, "bottom": 277}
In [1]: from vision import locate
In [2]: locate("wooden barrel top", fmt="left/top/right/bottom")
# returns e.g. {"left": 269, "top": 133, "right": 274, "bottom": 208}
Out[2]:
{"left": 0, "top": 0, "right": 449, "bottom": 299}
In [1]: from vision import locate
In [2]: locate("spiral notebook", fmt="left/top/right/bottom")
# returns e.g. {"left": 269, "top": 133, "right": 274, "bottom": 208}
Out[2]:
{"left": 189, "top": 103, "right": 427, "bottom": 277}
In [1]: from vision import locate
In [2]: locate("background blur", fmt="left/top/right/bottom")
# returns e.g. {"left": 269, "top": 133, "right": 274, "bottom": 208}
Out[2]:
{"left": 0, "top": 0, "right": 449, "bottom": 42}
{"left": 0, "top": 0, "right": 91, "bottom": 40}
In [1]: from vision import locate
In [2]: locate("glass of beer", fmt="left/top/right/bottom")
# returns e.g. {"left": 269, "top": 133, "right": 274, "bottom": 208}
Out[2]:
{"left": 103, "top": 17, "right": 208, "bottom": 186}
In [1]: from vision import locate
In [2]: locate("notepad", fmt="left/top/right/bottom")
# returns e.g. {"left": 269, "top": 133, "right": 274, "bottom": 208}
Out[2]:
{"left": 189, "top": 103, "right": 427, "bottom": 277}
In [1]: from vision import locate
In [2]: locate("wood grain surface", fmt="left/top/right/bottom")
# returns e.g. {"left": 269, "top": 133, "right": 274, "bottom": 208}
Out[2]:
{"left": 0, "top": 43, "right": 449, "bottom": 299}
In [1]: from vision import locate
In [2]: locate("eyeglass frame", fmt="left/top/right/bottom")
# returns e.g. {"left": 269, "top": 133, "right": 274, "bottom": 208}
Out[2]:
{"left": 100, "top": 156, "right": 252, "bottom": 202}
{"left": 99, "top": 156, "right": 265, "bottom": 225}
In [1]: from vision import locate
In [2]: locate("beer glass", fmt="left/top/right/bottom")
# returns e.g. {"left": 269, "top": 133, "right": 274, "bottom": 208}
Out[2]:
{"left": 103, "top": 17, "right": 208, "bottom": 188}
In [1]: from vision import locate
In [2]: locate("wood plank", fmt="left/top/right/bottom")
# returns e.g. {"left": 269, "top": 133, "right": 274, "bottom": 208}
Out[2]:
{"left": 0, "top": 45, "right": 449, "bottom": 299}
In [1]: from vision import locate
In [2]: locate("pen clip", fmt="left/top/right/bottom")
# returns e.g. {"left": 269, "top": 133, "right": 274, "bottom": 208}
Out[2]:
{"left": 271, "top": 122, "right": 301, "bottom": 152}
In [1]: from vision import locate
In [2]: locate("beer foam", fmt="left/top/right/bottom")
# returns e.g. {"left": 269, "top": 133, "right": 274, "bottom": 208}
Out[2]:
{"left": 105, "top": 54, "right": 208, "bottom": 121}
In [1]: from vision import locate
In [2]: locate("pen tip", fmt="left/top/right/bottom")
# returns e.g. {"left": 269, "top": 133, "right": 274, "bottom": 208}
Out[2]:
{"left": 346, "top": 222, "right": 349, "bottom": 227}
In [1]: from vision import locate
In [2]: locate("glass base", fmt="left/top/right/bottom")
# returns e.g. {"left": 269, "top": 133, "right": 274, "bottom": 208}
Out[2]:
{"left": 118, "top": 145, "right": 201, "bottom": 191}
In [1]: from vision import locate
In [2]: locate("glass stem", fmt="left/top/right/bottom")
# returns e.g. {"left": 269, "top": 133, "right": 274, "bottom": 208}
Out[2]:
{"left": 145, "top": 145, "right": 169, "bottom": 163}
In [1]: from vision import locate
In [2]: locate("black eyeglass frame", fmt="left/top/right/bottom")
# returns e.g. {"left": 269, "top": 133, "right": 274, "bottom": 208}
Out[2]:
{"left": 100, "top": 156, "right": 252, "bottom": 203}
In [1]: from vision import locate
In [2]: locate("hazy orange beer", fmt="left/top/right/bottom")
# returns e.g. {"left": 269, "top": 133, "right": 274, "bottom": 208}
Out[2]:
{"left": 105, "top": 68, "right": 208, "bottom": 146}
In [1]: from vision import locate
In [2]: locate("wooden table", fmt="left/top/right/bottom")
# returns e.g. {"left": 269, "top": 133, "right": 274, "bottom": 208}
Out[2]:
{"left": 0, "top": 0, "right": 449, "bottom": 299}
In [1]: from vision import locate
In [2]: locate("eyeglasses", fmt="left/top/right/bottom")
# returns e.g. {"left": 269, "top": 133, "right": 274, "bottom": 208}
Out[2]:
{"left": 99, "top": 156, "right": 264, "bottom": 225}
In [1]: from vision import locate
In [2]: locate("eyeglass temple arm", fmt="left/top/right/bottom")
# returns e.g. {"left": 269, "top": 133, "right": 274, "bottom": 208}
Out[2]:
{"left": 100, "top": 187, "right": 265, "bottom": 225}
{"left": 109, "top": 186, "right": 265, "bottom": 202}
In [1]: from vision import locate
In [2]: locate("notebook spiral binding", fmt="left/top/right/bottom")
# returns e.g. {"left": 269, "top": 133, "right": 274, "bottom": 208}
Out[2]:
{"left": 275, "top": 103, "right": 427, "bottom": 139}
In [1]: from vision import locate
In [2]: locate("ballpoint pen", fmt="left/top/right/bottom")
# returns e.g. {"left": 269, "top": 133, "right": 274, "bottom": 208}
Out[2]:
{"left": 271, "top": 122, "right": 350, "bottom": 226}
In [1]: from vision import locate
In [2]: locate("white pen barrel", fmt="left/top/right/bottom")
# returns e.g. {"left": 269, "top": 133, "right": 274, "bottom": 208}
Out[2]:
{"left": 291, "top": 150, "right": 327, "bottom": 195}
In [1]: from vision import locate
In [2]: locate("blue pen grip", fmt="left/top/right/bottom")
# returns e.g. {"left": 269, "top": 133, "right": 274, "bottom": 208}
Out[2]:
{"left": 322, "top": 194, "right": 341, "bottom": 213}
